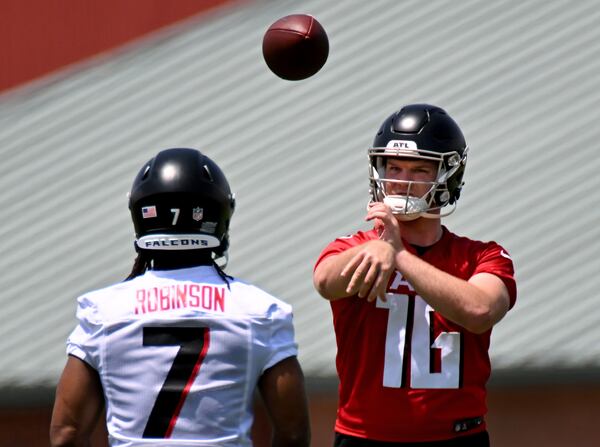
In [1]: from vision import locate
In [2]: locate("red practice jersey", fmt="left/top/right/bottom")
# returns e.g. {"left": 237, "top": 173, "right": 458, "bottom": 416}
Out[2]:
{"left": 314, "top": 226, "right": 517, "bottom": 443}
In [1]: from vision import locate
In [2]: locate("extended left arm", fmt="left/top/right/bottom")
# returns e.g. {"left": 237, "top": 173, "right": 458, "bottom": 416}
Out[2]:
{"left": 396, "top": 249, "right": 510, "bottom": 334}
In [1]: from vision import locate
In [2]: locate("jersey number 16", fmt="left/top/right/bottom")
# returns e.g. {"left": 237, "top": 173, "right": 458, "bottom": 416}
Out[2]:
{"left": 378, "top": 293, "right": 463, "bottom": 389}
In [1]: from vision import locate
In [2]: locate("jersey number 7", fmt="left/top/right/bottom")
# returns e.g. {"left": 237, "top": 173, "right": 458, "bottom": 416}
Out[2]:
{"left": 142, "top": 326, "right": 210, "bottom": 438}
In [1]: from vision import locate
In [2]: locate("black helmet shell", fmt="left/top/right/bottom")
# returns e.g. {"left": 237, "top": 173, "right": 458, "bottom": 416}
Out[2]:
{"left": 129, "top": 148, "right": 235, "bottom": 255}
{"left": 371, "top": 104, "right": 468, "bottom": 206}
{"left": 373, "top": 104, "right": 466, "bottom": 155}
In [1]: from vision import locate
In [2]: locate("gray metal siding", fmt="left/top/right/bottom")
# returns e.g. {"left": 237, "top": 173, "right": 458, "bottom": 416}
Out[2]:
{"left": 1, "top": 0, "right": 599, "bottom": 388}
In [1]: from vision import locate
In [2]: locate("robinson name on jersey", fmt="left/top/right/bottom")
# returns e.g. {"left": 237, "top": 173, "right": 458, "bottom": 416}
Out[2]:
{"left": 134, "top": 283, "right": 226, "bottom": 315}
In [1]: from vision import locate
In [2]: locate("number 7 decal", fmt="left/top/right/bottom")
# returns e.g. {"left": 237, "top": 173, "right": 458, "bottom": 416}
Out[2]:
{"left": 170, "top": 208, "right": 180, "bottom": 225}
{"left": 142, "top": 326, "right": 210, "bottom": 438}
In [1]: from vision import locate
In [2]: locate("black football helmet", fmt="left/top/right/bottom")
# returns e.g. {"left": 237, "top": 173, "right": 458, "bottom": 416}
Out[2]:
{"left": 369, "top": 104, "right": 468, "bottom": 220}
{"left": 129, "top": 148, "right": 235, "bottom": 260}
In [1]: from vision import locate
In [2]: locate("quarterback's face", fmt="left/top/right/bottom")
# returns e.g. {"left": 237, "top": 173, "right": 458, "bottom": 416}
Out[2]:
{"left": 384, "top": 158, "right": 438, "bottom": 197}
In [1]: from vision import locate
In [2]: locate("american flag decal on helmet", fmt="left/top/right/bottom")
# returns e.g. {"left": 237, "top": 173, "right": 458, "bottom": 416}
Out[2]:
{"left": 142, "top": 206, "right": 157, "bottom": 219}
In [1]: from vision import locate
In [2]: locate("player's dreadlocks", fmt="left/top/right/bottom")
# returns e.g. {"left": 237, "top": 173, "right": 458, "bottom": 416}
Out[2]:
{"left": 213, "top": 261, "right": 233, "bottom": 287}
{"left": 124, "top": 251, "right": 151, "bottom": 281}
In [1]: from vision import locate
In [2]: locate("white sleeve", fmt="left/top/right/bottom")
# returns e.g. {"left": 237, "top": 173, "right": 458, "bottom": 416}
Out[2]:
{"left": 66, "top": 295, "right": 103, "bottom": 370}
{"left": 262, "top": 303, "right": 298, "bottom": 372}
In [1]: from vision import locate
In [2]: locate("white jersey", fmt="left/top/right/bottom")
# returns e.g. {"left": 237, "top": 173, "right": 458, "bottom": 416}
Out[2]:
{"left": 67, "top": 265, "right": 298, "bottom": 447}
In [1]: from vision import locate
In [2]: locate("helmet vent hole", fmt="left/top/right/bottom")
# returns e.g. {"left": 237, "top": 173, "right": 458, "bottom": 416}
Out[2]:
{"left": 141, "top": 165, "right": 150, "bottom": 180}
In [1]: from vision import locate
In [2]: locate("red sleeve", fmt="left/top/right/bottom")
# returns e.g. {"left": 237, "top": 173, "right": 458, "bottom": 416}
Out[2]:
{"left": 473, "top": 243, "right": 517, "bottom": 309}
{"left": 314, "top": 230, "right": 376, "bottom": 272}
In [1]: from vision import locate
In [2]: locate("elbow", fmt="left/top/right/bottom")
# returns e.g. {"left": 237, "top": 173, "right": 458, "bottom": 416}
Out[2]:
{"left": 313, "top": 263, "right": 351, "bottom": 301}
{"left": 312, "top": 275, "right": 327, "bottom": 299}
{"left": 463, "top": 273, "right": 511, "bottom": 333}
{"left": 462, "top": 306, "right": 499, "bottom": 334}
{"left": 312, "top": 270, "right": 334, "bottom": 300}
{"left": 464, "top": 318, "right": 493, "bottom": 334}
{"left": 49, "top": 425, "right": 79, "bottom": 447}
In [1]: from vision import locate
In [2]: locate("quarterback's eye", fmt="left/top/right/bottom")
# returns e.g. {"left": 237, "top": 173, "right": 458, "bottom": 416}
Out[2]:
{"left": 412, "top": 164, "right": 437, "bottom": 177}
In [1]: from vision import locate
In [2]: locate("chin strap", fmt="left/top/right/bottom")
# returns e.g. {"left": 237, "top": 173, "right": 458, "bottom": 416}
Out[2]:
{"left": 419, "top": 202, "right": 456, "bottom": 219}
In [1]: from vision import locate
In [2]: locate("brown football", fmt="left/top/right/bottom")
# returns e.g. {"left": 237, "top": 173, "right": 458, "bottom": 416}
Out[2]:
{"left": 262, "top": 14, "right": 329, "bottom": 81}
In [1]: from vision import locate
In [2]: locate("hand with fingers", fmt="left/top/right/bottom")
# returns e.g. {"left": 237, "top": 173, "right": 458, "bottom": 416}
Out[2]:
{"left": 340, "top": 202, "right": 405, "bottom": 302}
{"left": 340, "top": 239, "right": 396, "bottom": 302}
{"left": 366, "top": 202, "right": 404, "bottom": 251}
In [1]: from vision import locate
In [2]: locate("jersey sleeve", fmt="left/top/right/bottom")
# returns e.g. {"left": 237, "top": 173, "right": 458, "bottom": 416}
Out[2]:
{"left": 314, "top": 231, "right": 372, "bottom": 271}
{"left": 261, "top": 303, "right": 298, "bottom": 372}
{"left": 66, "top": 294, "right": 103, "bottom": 370}
{"left": 473, "top": 243, "right": 517, "bottom": 309}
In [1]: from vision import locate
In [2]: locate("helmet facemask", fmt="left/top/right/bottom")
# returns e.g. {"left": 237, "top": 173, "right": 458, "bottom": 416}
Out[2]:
{"left": 368, "top": 146, "right": 467, "bottom": 220}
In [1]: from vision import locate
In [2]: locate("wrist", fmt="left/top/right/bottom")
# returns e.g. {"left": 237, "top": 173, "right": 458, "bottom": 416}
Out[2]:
{"left": 394, "top": 246, "right": 410, "bottom": 270}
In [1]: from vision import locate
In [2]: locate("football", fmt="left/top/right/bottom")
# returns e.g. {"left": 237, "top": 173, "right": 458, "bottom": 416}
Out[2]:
{"left": 262, "top": 14, "right": 329, "bottom": 81}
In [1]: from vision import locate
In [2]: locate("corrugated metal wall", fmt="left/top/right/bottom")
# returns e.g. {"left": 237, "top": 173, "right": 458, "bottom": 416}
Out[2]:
{"left": 1, "top": 0, "right": 599, "bottom": 389}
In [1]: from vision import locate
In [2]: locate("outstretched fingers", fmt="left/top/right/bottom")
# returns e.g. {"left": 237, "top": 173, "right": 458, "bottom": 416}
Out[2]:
{"left": 340, "top": 242, "right": 395, "bottom": 301}
{"left": 358, "top": 260, "right": 380, "bottom": 299}
{"left": 341, "top": 252, "right": 371, "bottom": 296}
{"left": 367, "top": 267, "right": 393, "bottom": 302}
